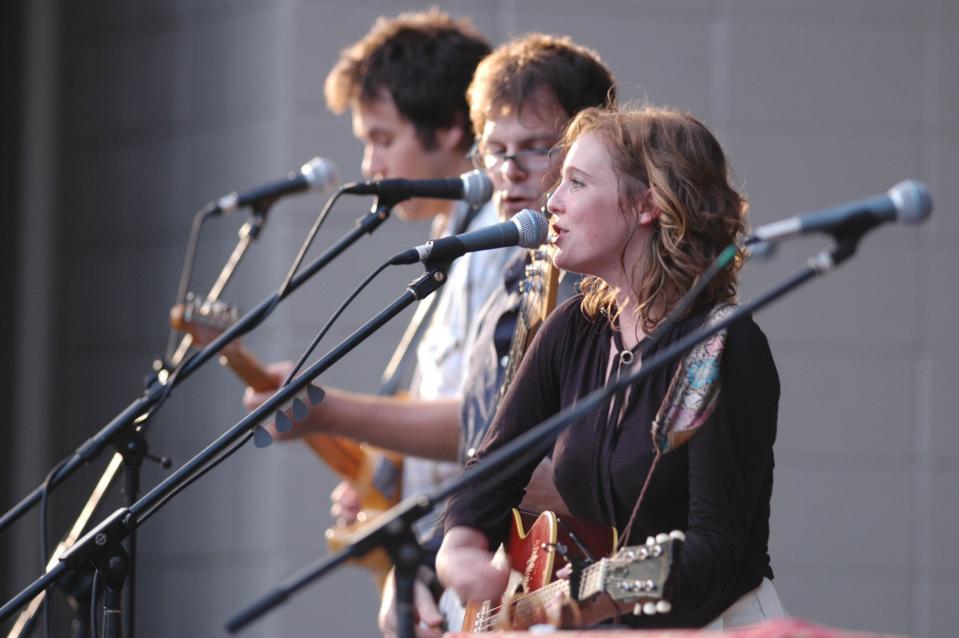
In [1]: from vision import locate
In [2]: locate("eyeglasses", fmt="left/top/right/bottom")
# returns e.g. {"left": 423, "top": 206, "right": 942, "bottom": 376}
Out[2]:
{"left": 469, "top": 144, "right": 554, "bottom": 173}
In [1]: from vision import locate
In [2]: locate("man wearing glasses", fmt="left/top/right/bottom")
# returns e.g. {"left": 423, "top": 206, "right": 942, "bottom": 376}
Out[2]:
{"left": 273, "top": 33, "right": 614, "bottom": 509}
{"left": 244, "top": 22, "right": 616, "bottom": 638}
{"left": 378, "top": 34, "right": 616, "bottom": 637}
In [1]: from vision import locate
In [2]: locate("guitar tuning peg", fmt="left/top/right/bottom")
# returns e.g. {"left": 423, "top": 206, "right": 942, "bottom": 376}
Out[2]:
{"left": 655, "top": 533, "right": 669, "bottom": 544}
{"left": 656, "top": 600, "right": 672, "bottom": 614}
{"left": 633, "top": 601, "right": 660, "bottom": 616}
{"left": 253, "top": 424, "right": 274, "bottom": 448}
{"left": 646, "top": 536, "right": 656, "bottom": 546}
{"left": 274, "top": 410, "right": 293, "bottom": 433}
{"left": 669, "top": 530, "right": 686, "bottom": 542}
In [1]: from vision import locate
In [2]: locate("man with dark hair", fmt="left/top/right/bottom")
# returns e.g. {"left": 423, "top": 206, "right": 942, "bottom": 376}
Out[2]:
{"left": 325, "top": 9, "right": 489, "bottom": 169}
{"left": 249, "top": 24, "right": 616, "bottom": 638}
{"left": 244, "top": 7, "right": 495, "bottom": 560}
{"left": 323, "top": 9, "right": 490, "bottom": 221}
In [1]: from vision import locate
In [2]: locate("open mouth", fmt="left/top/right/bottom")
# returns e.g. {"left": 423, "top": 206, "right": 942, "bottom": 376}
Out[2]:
{"left": 549, "top": 224, "right": 567, "bottom": 245}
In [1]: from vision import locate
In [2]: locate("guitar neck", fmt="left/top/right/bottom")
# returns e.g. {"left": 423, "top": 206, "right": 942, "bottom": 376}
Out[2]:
{"left": 500, "top": 254, "right": 561, "bottom": 399}
{"left": 509, "top": 560, "right": 610, "bottom": 629}
{"left": 218, "top": 343, "right": 369, "bottom": 482}
{"left": 220, "top": 343, "right": 277, "bottom": 393}
{"left": 469, "top": 561, "right": 611, "bottom": 632}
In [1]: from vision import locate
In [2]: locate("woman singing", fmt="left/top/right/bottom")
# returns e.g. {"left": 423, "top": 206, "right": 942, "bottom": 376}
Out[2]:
{"left": 437, "top": 105, "right": 785, "bottom": 629}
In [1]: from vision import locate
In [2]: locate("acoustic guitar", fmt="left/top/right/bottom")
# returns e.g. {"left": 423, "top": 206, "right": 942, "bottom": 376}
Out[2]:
{"left": 500, "top": 246, "right": 560, "bottom": 401}
{"left": 170, "top": 295, "right": 401, "bottom": 585}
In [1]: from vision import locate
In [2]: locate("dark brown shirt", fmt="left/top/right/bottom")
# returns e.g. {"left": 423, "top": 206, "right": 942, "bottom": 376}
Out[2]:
{"left": 445, "top": 296, "right": 779, "bottom": 628}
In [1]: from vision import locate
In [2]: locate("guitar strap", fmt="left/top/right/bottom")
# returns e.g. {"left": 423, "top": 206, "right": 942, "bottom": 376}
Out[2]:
{"left": 620, "top": 303, "right": 735, "bottom": 547}
{"left": 377, "top": 202, "right": 483, "bottom": 396}
{"left": 377, "top": 292, "right": 440, "bottom": 396}
{"left": 650, "top": 303, "right": 736, "bottom": 454}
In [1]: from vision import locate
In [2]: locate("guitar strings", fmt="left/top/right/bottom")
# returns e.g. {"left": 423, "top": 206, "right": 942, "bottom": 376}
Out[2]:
{"left": 473, "top": 557, "right": 614, "bottom": 631}
{"left": 474, "top": 576, "right": 573, "bottom": 630}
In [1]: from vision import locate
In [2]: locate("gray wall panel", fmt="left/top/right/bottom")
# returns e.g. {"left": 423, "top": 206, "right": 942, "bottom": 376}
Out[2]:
{"left": 8, "top": 1, "right": 958, "bottom": 636}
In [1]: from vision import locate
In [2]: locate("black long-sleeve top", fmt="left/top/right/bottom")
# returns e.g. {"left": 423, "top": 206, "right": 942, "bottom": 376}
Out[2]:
{"left": 445, "top": 296, "right": 779, "bottom": 628}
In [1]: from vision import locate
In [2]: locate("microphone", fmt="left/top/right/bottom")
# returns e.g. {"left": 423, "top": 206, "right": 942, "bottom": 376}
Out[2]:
{"left": 391, "top": 208, "right": 549, "bottom": 265}
{"left": 341, "top": 169, "right": 493, "bottom": 208}
{"left": 745, "top": 180, "right": 932, "bottom": 245}
{"left": 212, "top": 157, "right": 339, "bottom": 214}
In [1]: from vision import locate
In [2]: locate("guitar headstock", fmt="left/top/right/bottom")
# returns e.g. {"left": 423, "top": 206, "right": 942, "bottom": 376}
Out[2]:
{"left": 595, "top": 530, "right": 684, "bottom": 616}
{"left": 169, "top": 293, "right": 239, "bottom": 346}
{"left": 519, "top": 246, "right": 558, "bottom": 319}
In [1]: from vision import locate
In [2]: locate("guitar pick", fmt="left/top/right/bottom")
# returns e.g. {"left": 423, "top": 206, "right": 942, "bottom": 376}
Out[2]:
{"left": 307, "top": 384, "right": 326, "bottom": 405}
{"left": 253, "top": 425, "right": 273, "bottom": 448}
{"left": 291, "top": 397, "right": 310, "bottom": 421}
{"left": 274, "top": 410, "right": 293, "bottom": 433}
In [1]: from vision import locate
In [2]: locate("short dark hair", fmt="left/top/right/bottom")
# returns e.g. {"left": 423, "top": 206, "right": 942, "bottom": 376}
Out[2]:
{"left": 468, "top": 33, "right": 616, "bottom": 136}
{"left": 325, "top": 9, "right": 491, "bottom": 150}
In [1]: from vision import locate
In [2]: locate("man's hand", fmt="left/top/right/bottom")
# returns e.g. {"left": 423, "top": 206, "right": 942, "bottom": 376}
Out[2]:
{"left": 242, "top": 360, "right": 337, "bottom": 441}
{"left": 330, "top": 480, "right": 362, "bottom": 526}
{"left": 242, "top": 361, "right": 292, "bottom": 411}
{"left": 378, "top": 567, "right": 444, "bottom": 638}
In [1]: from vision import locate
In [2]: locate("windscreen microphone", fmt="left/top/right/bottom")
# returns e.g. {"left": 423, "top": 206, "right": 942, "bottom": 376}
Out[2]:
{"left": 390, "top": 208, "right": 549, "bottom": 265}
{"left": 341, "top": 170, "right": 493, "bottom": 208}
{"left": 212, "top": 157, "right": 340, "bottom": 214}
{"left": 745, "top": 180, "right": 932, "bottom": 245}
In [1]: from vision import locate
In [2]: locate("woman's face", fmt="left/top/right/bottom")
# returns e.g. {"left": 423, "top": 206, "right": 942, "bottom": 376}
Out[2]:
{"left": 547, "top": 131, "right": 650, "bottom": 288}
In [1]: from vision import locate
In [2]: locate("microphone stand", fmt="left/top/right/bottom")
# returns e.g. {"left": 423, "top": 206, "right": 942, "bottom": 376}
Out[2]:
{"left": 0, "top": 201, "right": 394, "bottom": 531}
{"left": 0, "top": 200, "right": 396, "bottom": 636}
{"left": 166, "top": 204, "right": 269, "bottom": 368}
{"left": 0, "top": 252, "right": 451, "bottom": 634}
{"left": 6, "top": 205, "right": 269, "bottom": 638}
{"left": 225, "top": 233, "right": 867, "bottom": 637}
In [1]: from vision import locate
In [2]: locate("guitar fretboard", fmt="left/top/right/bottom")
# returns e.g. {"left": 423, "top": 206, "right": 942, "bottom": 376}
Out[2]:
{"left": 471, "top": 559, "right": 607, "bottom": 631}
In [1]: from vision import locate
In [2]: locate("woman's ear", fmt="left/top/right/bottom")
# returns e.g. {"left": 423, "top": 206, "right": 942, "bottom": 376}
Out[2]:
{"left": 637, "top": 189, "right": 662, "bottom": 226}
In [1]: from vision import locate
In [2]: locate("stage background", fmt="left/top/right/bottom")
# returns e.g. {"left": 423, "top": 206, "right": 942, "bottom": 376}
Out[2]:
{"left": 3, "top": 0, "right": 958, "bottom": 636}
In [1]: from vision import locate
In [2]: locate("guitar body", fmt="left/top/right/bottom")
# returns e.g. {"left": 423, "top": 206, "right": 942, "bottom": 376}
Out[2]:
{"left": 459, "top": 509, "right": 617, "bottom": 632}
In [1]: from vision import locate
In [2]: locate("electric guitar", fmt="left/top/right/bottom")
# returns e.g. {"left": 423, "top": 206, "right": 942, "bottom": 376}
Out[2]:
{"left": 169, "top": 295, "right": 401, "bottom": 585}
{"left": 456, "top": 509, "right": 681, "bottom": 632}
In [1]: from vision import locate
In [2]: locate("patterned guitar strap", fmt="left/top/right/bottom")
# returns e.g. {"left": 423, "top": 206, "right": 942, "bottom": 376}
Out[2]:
{"left": 619, "top": 303, "right": 737, "bottom": 547}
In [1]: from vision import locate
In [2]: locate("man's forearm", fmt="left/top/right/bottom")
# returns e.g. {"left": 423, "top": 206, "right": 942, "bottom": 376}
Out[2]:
{"left": 306, "top": 389, "right": 461, "bottom": 461}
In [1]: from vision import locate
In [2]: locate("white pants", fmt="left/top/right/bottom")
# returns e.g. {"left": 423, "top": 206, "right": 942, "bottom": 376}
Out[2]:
{"left": 704, "top": 578, "right": 787, "bottom": 631}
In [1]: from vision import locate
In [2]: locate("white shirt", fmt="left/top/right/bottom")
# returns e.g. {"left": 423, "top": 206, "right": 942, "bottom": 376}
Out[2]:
{"left": 403, "top": 202, "right": 512, "bottom": 537}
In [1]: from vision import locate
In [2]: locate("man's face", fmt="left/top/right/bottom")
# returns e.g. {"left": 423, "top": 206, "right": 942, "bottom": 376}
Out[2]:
{"left": 476, "top": 103, "right": 568, "bottom": 220}
{"left": 351, "top": 91, "right": 459, "bottom": 221}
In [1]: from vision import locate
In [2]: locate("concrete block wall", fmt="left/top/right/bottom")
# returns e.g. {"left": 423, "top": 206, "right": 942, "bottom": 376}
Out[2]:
{"left": 9, "top": 1, "right": 958, "bottom": 636}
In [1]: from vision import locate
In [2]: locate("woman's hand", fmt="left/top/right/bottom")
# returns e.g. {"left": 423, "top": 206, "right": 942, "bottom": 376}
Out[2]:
{"left": 436, "top": 527, "right": 509, "bottom": 604}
